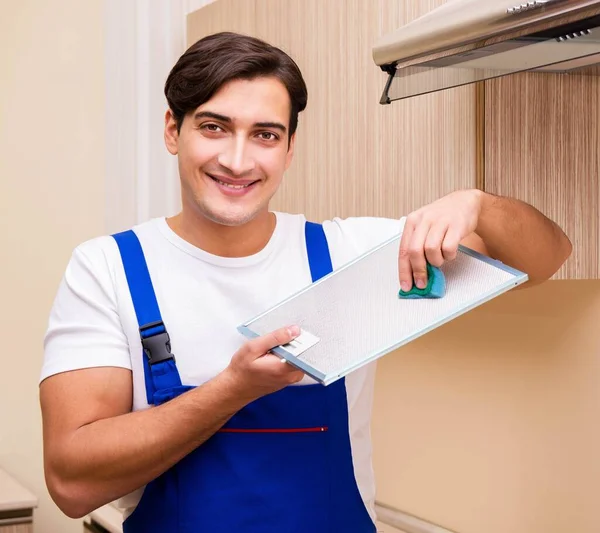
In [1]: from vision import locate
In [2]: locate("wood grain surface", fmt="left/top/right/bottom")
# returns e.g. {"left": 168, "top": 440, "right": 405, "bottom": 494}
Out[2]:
{"left": 0, "top": 524, "right": 32, "bottom": 533}
{"left": 484, "top": 72, "right": 599, "bottom": 279}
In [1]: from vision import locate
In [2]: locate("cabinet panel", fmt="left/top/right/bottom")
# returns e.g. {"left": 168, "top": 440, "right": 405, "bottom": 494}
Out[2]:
{"left": 0, "top": 523, "right": 32, "bottom": 533}
{"left": 187, "top": 0, "right": 256, "bottom": 40}
{"left": 187, "top": 0, "right": 476, "bottom": 222}
{"left": 253, "top": 0, "right": 383, "bottom": 220}
{"left": 484, "top": 73, "right": 600, "bottom": 279}
{"left": 375, "top": 0, "right": 476, "bottom": 219}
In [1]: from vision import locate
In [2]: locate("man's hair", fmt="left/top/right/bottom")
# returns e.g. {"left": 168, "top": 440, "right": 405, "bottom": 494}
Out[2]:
{"left": 164, "top": 32, "right": 308, "bottom": 139}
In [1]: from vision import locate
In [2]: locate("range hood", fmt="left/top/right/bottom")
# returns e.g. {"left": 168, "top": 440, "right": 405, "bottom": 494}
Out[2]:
{"left": 372, "top": 0, "right": 600, "bottom": 103}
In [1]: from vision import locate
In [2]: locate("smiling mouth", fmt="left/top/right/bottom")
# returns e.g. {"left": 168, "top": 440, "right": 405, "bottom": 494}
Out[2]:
{"left": 207, "top": 174, "right": 258, "bottom": 189}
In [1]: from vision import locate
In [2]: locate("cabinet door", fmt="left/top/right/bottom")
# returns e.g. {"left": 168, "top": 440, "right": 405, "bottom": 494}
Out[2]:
{"left": 483, "top": 72, "right": 600, "bottom": 279}
{"left": 0, "top": 523, "right": 33, "bottom": 533}
{"left": 187, "top": 0, "right": 256, "bottom": 38}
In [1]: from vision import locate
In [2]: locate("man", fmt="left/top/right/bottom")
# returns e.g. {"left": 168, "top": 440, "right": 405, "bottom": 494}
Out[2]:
{"left": 40, "top": 32, "right": 571, "bottom": 532}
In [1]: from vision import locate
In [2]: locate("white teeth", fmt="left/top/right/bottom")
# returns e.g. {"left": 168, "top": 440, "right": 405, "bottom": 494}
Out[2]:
{"left": 214, "top": 177, "right": 251, "bottom": 189}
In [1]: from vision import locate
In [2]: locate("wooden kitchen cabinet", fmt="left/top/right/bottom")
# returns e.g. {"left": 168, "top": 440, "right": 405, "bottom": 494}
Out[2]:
{"left": 0, "top": 470, "right": 36, "bottom": 533}
{"left": 0, "top": 524, "right": 32, "bottom": 533}
{"left": 482, "top": 72, "right": 600, "bottom": 279}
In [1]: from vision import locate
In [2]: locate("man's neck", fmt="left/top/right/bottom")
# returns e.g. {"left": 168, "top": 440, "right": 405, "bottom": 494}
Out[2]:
{"left": 166, "top": 208, "right": 277, "bottom": 258}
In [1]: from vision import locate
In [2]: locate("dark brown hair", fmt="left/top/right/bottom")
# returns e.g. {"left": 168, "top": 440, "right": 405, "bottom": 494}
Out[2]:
{"left": 164, "top": 32, "right": 308, "bottom": 139}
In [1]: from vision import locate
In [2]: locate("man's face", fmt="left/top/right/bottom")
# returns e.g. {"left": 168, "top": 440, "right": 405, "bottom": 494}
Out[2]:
{"left": 164, "top": 76, "right": 295, "bottom": 227}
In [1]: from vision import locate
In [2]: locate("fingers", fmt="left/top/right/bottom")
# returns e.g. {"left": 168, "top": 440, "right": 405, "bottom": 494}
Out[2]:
{"left": 400, "top": 215, "right": 461, "bottom": 291}
{"left": 284, "top": 367, "right": 305, "bottom": 384}
{"left": 243, "top": 325, "right": 300, "bottom": 360}
{"left": 399, "top": 192, "right": 479, "bottom": 292}
{"left": 398, "top": 221, "right": 415, "bottom": 292}
{"left": 441, "top": 227, "right": 461, "bottom": 262}
{"left": 407, "top": 217, "right": 431, "bottom": 290}
{"left": 424, "top": 223, "right": 448, "bottom": 268}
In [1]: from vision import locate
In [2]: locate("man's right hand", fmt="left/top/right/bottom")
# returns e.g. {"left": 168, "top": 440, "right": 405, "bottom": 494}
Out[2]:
{"left": 224, "top": 325, "right": 305, "bottom": 401}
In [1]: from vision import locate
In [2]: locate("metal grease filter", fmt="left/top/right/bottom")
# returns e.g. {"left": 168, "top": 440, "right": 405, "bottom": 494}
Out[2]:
{"left": 239, "top": 236, "right": 527, "bottom": 385}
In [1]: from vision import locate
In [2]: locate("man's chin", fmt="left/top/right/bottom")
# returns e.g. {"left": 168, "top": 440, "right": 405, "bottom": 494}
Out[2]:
{"left": 202, "top": 205, "right": 264, "bottom": 227}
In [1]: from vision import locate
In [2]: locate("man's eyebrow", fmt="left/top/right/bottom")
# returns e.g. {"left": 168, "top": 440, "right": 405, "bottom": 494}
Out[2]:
{"left": 194, "top": 111, "right": 287, "bottom": 133}
{"left": 193, "top": 111, "right": 231, "bottom": 122}
{"left": 255, "top": 121, "right": 287, "bottom": 133}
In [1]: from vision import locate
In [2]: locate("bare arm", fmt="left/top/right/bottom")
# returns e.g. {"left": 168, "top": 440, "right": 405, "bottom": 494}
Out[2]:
{"left": 464, "top": 191, "right": 572, "bottom": 284}
{"left": 398, "top": 189, "right": 572, "bottom": 290}
{"left": 40, "top": 325, "right": 303, "bottom": 519}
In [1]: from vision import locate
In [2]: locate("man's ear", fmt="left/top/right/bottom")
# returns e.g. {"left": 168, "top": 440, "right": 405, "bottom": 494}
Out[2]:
{"left": 164, "top": 109, "right": 179, "bottom": 155}
{"left": 285, "top": 133, "right": 296, "bottom": 170}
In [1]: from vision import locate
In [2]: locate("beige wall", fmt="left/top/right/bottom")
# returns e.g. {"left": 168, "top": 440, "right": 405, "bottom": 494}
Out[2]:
{"left": 0, "top": 1, "right": 105, "bottom": 532}
{"left": 373, "top": 281, "right": 600, "bottom": 533}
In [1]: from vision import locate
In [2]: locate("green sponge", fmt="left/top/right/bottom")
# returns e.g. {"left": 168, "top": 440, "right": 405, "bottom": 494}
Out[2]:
{"left": 398, "top": 263, "right": 446, "bottom": 299}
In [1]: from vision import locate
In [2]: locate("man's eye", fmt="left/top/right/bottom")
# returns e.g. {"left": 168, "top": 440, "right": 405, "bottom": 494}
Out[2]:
{"left": 258, "top": 132, "right": 277, "bottom": 141}
{"left": 202, "top": 124, "right": 223, "bottom": 132}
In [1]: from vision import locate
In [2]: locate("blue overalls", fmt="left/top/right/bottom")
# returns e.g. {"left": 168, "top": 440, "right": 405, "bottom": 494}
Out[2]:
{"left": 112, "top": 222, "right": 376, "bottom": 533}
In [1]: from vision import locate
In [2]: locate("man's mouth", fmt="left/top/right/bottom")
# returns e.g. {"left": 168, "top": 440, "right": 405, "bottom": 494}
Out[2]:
{"left": 207, "top": 174, "right": 259, "bottom": 189}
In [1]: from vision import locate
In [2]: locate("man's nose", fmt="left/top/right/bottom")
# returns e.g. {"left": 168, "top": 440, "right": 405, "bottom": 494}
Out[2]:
{"left": 217, "top": 136, "right": 256, "bottom": 175}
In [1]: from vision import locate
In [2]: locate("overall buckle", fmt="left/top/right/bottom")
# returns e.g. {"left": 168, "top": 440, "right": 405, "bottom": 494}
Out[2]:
{"left": 139, "top": 321, "right": 175, "bottom": 365}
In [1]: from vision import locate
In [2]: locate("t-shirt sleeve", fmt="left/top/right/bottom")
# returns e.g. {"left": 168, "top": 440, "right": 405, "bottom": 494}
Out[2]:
{"left": 40, "top": 238, "right": 132, "bottom": 383}
{"left": 321, "top": 215, "right": 406, "bottom": 268}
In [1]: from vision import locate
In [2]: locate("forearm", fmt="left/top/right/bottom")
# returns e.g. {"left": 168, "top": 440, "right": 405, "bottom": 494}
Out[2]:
{"left": 475, "top": 191, "right": 572, "bottom": 282}
{"left": 48, "top": 370, "right": 246, "bottom": 518}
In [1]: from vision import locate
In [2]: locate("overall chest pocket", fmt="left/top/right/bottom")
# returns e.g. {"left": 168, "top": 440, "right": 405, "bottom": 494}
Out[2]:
{"left": 177, "top": 383, "right": 333, "bottom": 532}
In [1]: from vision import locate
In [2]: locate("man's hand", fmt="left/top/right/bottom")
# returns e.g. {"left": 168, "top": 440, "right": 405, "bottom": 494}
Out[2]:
{"left": 398, "top": 188, "right": 572, "bottom": 290}
{"left": 224, "top": 325, "right": 306, "bottom": 402}
{"left": 399, "top": 189, "right": 484, "bottom": 292}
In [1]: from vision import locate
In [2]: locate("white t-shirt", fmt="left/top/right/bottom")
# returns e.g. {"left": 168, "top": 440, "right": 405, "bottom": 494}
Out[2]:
{"left": 41, "top": 211, "right": 406, "bottom": 520}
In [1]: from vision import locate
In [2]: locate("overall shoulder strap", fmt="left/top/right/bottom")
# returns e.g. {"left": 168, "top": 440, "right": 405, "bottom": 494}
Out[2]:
{"left": 304, "top": 221, "right": 333, "bottom": 282}
{"left": 112, "top": 230, "right": 182, "bottom": 404}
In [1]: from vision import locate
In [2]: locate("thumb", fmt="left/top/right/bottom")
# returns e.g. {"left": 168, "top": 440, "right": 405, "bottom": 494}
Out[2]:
{"left": 242, "top": 325, "right": 301, "bottom": 360}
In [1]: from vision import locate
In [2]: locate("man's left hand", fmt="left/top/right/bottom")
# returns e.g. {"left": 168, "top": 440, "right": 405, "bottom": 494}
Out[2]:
{"left": 398, "top": 189, "right": 484, "bottom": 292}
